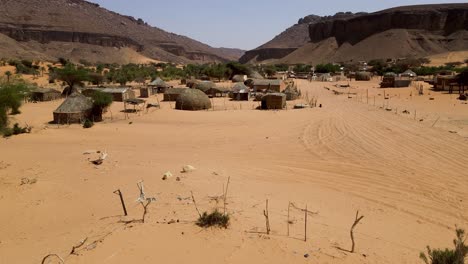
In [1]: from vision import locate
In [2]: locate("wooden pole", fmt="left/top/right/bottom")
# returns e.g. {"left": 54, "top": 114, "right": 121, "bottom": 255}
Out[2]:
{"left": 304, "top": 204, "right": 308, "bottom": 242}
{"left": 287, "top": 202, "right": 291, "bottom": 237}
{"left": 264, "top": 199, "right": 271, "bottom": 235}
{"left": 366, "top": 89, "right": 369, "bottom": 104}
{"left": 113, "top": 189, "right": 128, "bottom": 216}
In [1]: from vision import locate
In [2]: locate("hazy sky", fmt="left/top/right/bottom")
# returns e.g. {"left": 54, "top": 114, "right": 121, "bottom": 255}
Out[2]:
{"left": 87, "top": 0, "right": 466, "bottom": 50}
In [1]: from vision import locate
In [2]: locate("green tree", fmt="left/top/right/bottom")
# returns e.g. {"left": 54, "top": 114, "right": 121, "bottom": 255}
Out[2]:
{"left": 420, "top": 228, "right": 467, "bottom": 264}
{"left": 0, "top": 81, "right": 30, "bottom": 133}
{"left": 91, "top": 91, "right": 113, "bottom": 122}
{"left": 55, "top": 64, "right": 90, "bottom": 95}
{"left": 5, "top": 71, "right": 12, "bottom": 83}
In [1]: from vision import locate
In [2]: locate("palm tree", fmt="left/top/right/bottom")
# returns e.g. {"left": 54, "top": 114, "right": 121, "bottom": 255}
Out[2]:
{"left": 5, "top": 71, "right": 12, "bottom": 83}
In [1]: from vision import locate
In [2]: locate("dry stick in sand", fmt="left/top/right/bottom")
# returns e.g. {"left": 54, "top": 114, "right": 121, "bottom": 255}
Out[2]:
{"left": 223, "top": 176, "right": 231, "bottom": 215}
{"left": 41, "top": 254, "right": 64, "bottom": 264}
{"left": 304, "top": 204, "right": 308, "bottom": 242}
{"left": 264, "top": 199, "right": 271, "bottom": 235}
{"left": 70, "top": 237, "right": 88, "bottom": 255}
{"left": 113, "top": 189, "right": 128, "bottom": 216}
{"left": 191, "top": 191, "right": 202, "bottom": 218}
{"left": 350, "top": 210, "right": 365, "bottom": 253}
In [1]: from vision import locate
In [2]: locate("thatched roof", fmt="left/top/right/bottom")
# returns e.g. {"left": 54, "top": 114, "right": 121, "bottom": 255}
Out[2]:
{"left": 194, "top": 81, "right": 216, "bottom": 92}
{"left": 149, "top": 77, "right": 169, "bottom": 87}
{"left": 54, "top": 93, "right": 93, "bottom": 114}
{"left": 283, "top": 85, "right": 299, "bottom": 100}
{"left": 232, "top": 82, "right": 250, "bottom": 93}
{"left": 251, "top": 79, "right": 281, "bottom": 86}
{"left": 32, "top": 88, "right": 61, "bottom": 94}
{"left": 402, "top": 69, "right": 417, "bottom": 77}
{"left": 165, "top": 87, "right": 187, "bottom": 95}
{"left": 176, "top": 89, "right": 212, "bottom": 111}
{"left": 186, "top": 79, "right": 199, "bottom": 88}
{"left": 384, "top": 72, "right": 397, "bottom": 77}
{"left": 249, "top": 71, "right": 264, "bottom": 79}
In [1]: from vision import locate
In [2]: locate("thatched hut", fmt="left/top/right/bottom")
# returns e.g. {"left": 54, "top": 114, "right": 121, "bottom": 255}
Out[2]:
{"left": 186, "top": 79, "right": 200, "bottom": 88}
{"left": 401, "top": 69, "right": 417, "bottom": 78}
{"left": 53, "top": 93, "right": 93, "bottom": 124}
{"left": 232, "top": 75, "right": 247, "bottom": 83}
{"left": 83, "top": 88, "right": 135, "bottom": 102}
{"left": 163, "top": 88, "right": 186, "bottom": 101}
{"left": 205, "top": 87, "right": 230, "bottom": 98}
{"left": 175, "top": 89, "right": 211, "bottom": 111}
{"left": 261, "top": 93, "right": 286, "bottom": 110}
{"left": 249, "top": 71, "right": 264, "bottom": 79}
{"left": 193, "top": 81, "right": 217, "bottom": 93}
{"left": 139, "top": 87, "right": 153, "bottom": 98}
{"left": 149, "top": 78, "right": 170, "bottom": 93}
{"left": 31, "top": 88, "right": 61, "bottom": 102}
{"left": 231, "top": 82, "right": 250, "bottom": 101}
{"left": 249, "top": 79, "right": 283, "bottom": 92}
{"left": 282, "top": 86, "right": 300, "bottom": 101}
{"left": 355, "top": 72, "right": 371, "bottom": 81}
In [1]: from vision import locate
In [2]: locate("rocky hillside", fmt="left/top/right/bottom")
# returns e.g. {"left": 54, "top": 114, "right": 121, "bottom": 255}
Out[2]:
{"left": 239, "top": 3, "right": 468, "bottom": 64}
{"left": 0, "top": 0, "right": 244, "bottom": 64}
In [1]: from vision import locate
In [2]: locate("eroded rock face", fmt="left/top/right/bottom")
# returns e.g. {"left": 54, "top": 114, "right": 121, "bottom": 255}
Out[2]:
{"left": 0, "top": 24, "right": 143, "bottom": 51}
{"left": 309, "top": 4, "right": 468, "bottom": 46}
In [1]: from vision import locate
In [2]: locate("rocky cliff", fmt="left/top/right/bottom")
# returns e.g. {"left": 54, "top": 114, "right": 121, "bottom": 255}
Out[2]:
{"left": 240, "top": 3, "right": 468, "bottom": 64}
{"left": 0, "top": 0, "right": 244, "bottom": 64}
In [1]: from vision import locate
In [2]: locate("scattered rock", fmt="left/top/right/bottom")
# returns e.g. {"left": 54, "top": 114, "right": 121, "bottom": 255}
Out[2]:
{"left": 20, "top": 178, "right": 37, "bottom": 185}
{"left": 429, "top": 97, "right": 435, "bottom": 100}
{"left": 176, "top": 177, "right": 181, "bottom": 182}
{"left": 168, "top": 219, "right": 176, "bottom": 224}
{"left": 294, "top": 104, "right": 309, "bottom": 109}
{"left": 304, "top": 253, "right": 310, "bottom": 258}
{"left": 162, "top": 171, "right": 173, "bottom": 180}
{"left": 181, "top": 165, "right": 195, "bottom": 173}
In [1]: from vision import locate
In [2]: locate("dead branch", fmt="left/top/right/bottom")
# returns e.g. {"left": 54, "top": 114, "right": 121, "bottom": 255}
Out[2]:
{"left": 290, "top": 202, "right": 319, "bottom": 215}
{"left": 350, "top": 210, "right": 365, "bottom": 253}
{"left": 140, "top": 200, "right": 151, "bottom": 223}
{"left": 41, "top": 254, "right": 64, "bottom": 264}
{"left": 287, "top": 202, "right": 291, "bottom": 236}
{"left": 304, "top": 204, "right": 308, "bottom": 242}
{"left": 191, "top": 191, "right": 202, "bottom": 218}
{"left": 70, "top": 237, "right": 88, "bottom": 255}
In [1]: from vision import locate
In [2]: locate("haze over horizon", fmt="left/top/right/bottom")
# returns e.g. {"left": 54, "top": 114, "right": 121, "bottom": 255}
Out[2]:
{"left": 88, "top": 0, "right": 466, "bottom": 50}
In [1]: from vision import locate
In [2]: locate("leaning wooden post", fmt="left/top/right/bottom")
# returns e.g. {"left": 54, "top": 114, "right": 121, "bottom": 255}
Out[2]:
{"left": 350, "top": 210, "right": 365, "bottom": 253}
{"left": 366, "top": 89, "right": 369, "bottom": 104}
{"left": 113, "top": 189, "right": 128, "bottom": 216}
{"left": 287, "top": 202, "right": 291, "bottom": 237}
{"left": 304, "top": 204, "right": 308, "bottom": 242}
{"left": 263, "top": 199, "right": 271, "bottom": 235}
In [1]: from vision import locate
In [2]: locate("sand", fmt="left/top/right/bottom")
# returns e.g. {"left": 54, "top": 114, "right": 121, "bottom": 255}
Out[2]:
{"left": 1, "top": 79, "right": 467, "bottom": 264}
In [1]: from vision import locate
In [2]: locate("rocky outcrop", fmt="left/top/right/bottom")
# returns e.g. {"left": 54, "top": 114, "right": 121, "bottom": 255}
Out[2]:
{"left": 0, "top": 23, "right": 143, "bottom": 51}
{"left": 240, "top": 3, "right": 468, "bottom": 64}
{"left": 309, "top": 4, "right": 468, "bottom": 46}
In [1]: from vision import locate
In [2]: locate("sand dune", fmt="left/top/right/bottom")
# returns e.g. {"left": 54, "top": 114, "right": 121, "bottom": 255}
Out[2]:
{"left": 0, "top": 79, "right": 467, "bottom": 263}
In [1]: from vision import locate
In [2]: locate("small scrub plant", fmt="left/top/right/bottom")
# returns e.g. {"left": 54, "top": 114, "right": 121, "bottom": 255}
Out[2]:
{"left": 196, "top": 210, "right": 230, "bottom": 229}
{"left": 2, "top": 123, "right": 31, "bottom": 138}
{"left": 91, "top": 91, "right": 113, "bottom": 122}
{"left": 83, "top": 119, "right": 94, "bottom": 129}
{"left": 420, "top": 228, "right": 468, "bottom": 264}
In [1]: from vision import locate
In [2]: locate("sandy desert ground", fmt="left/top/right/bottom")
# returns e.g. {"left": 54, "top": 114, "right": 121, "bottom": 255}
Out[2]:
{"left": 0, "top": 79, "right": 467, "bottom": 264}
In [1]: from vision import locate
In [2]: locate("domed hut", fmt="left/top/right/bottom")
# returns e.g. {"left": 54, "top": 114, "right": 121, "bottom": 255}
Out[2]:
{"left": 186, "top": 79, "right": 200, "bottom": 88}
{"left": 175, "top": 89, "right": 212, "bottom": 111}
{"left": 261, "top": 93, "right": 286, "bottom": 110}
{"left": 355, "top": 71, "right": 371, "bottom": 81}
{"left": 164, "top": 87, "right": 186, "bottom": 101}
{"left": 232, "top": 82, "right": 250, "bottom": 101}
{"left": 232, "top": 75, "right": 247, "bottom": 83}
{"left": 194, "top": 81, "right": 216, "bottom": 94}
{"left": 53, "top": 93, "right": 93, "bottom": 124}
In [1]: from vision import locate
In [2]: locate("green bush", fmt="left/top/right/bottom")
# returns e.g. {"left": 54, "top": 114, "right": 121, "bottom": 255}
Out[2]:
{"left": 420, "top": 229, "right": 467, "bottom": 264}
{"left": 2, "top": 123, "right": 31, "bottom": 138}
{"left": 83, "top": 119, "right": 94, "bottom": 129}
{"left": 91, "top": 91, "right": 113, "bottom": 122}
{"left": 196, "top": 210, "right": 230, "bottom": 228}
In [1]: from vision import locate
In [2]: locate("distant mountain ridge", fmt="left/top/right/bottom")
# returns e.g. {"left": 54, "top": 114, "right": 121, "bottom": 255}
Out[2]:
{"left": 0, "top": 0, "right": 245, "bottom": 64}
{"left": 239, "top": 3, "right": 468, "bottom": 64}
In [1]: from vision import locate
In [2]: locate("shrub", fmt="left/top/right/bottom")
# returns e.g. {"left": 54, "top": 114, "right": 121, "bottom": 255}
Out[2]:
{"left": 91, "top": 91, "right": 113, "bottom": 122}
{"left": 83, "top": 119, "right": 94, "bottom": 129}
{"left": 420, "top": 228, "right": 467, "bottom": 264}
{"left": 196, "top": 210, "right": 230, "bottom": 228}
{"left": 2, "top": 123, "right": 31, "bottom": 138}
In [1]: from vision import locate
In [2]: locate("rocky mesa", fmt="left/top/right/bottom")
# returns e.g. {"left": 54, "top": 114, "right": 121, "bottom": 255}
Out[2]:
{"left": 0, "top": 0, "right": 244, "bottom": 64}
{"left": 240, "top": 3, "right": 468, "bottom": 64}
